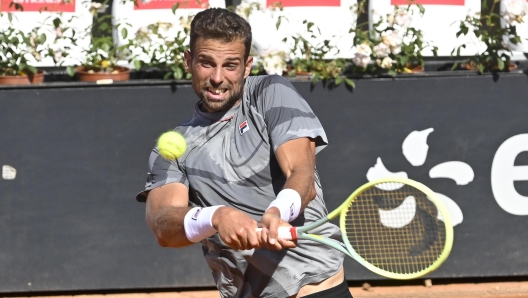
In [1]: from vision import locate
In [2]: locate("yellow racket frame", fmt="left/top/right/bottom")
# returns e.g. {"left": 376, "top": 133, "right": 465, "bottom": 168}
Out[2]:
{"left": 296, "top": 177, "right": 454, "bottom": 280}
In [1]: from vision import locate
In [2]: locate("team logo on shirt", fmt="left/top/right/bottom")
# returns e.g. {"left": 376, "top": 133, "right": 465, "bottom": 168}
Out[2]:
{"left": 239, "top": 120, "right": 250, "bottom": 135}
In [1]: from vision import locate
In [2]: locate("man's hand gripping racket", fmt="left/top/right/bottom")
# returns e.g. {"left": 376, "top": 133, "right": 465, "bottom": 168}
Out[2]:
{"left": 261, "top": 177, "right": 454, "bottom": 280}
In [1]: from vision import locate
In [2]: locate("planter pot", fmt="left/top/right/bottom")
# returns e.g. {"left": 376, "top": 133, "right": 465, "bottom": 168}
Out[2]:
{"left": 403, "top": 65, "right": 424, "bottom": 73}
{"left": 0, "top": 70, "right": 45, "bottom": 85}
{"left": 462, "top": 62, "right": 517, "bottom": 72}
{"left": 75, "top": 66, "right": 130, "bottom": 82}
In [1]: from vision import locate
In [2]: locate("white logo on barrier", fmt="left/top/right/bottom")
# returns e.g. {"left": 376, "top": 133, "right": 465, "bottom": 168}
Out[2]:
{"left": 367, "top": 128, "right": 472, "bottom": 227}
{"left": 2, "top": 165, "right": 17, "bottom": 180}
{"left": 491, "top": 134, "right": 528, "bottom": 215}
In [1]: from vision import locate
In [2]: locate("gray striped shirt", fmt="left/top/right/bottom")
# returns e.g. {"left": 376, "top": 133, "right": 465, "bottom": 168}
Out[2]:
{"left": 138, "top": 75, "right": 344, "bottom": 298}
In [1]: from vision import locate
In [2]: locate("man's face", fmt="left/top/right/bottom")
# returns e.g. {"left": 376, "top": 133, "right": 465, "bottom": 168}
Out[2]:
{"left": 185, "top": 37, "right": 253, "bottom": 113}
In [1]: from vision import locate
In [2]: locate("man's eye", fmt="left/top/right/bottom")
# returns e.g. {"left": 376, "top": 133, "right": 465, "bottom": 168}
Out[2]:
{"left": 226, "top": 64, "right": 237, "bottom": 70}
{"left": 201, "top": 61, "right": 212, "bottom": 67}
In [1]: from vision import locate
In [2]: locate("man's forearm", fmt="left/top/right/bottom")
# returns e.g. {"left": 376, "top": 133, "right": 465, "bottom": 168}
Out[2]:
{"left": 146, "top": 205, "right": 194, "bottom": 248}
{"left": 282, "top": 170, "right": 316, "bottom": 211}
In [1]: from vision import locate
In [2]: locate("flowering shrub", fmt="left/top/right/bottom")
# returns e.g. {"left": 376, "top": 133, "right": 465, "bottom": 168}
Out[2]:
{"left": 0, "top": 5, "right": 67, "bottom": 76}
{"left": 64, "top": 0, "right": 132, "bottom": 76}
{"left": 351, "top": 2, "right": 437, "bottom": 76}
{"left": 452, "top": 0, "right": 527, "bottom": 73}
{"left": 129, "top": 10, "right": 193, "bottom": 80}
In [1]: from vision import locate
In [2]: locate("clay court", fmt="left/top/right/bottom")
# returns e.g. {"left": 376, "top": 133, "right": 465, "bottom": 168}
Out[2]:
{"left": 11, "top": 281, "right": 528, "bottom": 298}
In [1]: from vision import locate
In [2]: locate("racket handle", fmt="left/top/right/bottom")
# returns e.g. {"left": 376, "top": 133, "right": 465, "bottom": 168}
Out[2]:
{"left": 255, "top": 227, "right": 297, "bottom": 240}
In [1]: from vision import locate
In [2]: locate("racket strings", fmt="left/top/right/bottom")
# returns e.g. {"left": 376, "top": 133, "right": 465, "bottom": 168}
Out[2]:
{"left": 344, "top": 182, "right": 447, "bottom": 275}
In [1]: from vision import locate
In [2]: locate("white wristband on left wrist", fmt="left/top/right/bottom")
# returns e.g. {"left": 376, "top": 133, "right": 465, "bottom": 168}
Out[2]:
{"left": 183, "top": 205, "right": 223, "bottom": 242}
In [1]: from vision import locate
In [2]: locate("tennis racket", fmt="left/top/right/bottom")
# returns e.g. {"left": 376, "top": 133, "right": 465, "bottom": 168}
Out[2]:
{"left": 263, "top": 177, "right": 454, "bottom": 280}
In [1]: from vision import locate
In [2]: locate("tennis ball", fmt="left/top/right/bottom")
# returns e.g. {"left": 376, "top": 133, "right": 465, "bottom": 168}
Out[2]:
{"left": 157, "top": 131, "right": 187, "bottom": 160}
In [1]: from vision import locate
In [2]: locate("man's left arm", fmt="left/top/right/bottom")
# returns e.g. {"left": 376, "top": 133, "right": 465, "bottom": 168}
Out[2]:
{"left": 260, "top": 137, "right": 317, "bottom": 250}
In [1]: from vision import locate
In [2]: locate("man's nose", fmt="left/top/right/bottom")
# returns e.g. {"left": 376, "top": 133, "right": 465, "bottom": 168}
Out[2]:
{"left": 210, "top": 67, "right": 224, "bottom": 85}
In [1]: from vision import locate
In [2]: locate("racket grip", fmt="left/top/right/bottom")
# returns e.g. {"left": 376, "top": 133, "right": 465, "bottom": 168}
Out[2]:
{"left": 255, "top": 227, "right": 297, "bottom": 240}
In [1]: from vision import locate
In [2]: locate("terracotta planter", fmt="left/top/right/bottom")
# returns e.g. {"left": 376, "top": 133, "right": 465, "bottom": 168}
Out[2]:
{"left": 462, "top": 62, "right": 517, "bottom": 72}
{"left": 402, "top": 64, "right": 424, "bottom": 73}
{"left": 0, "top": 70, "right": 45, "bottom": 85}
{"left": 75, "top": 66, "right": 130, "bottom": 82}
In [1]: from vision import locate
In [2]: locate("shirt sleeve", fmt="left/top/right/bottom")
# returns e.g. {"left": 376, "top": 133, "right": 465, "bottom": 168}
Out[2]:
{"left": 135, "top": 148, "right": 189, "bottom": 202}
{"left": 259, "top": 75, "right": 328, "bottom": 154}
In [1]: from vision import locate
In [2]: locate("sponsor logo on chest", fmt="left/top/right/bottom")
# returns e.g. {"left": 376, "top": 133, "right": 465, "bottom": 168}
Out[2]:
{"left": 239, "top": 120, "right": 250, "bottom": 135}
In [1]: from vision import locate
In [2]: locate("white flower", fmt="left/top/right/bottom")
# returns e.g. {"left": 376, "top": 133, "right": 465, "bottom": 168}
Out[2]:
{"left": 503, "top": 0, "right": 528, "bottom": 25}
{"left": 378, "top": 57, "right": 394, "bottom": 69}
{"left": 352, "top": 43, "right": 372, "bottom": 68}
{"left": 54, "top": 50, "right": 63, "bottom": 63}
{"left": 374, "top": 42, "right": 391, "bottom": 58}
{"left": 391, "top": 46, "right": 401, "bottom": 55}
{"left": 235, "top": 0, "right": 261, "bottom": 19}
{"left": 395, "top": 10, "right": 412, "bottom": 27}
{"left": 356, "top": 43, "right": 372, "bottom": 57}
{"left": 386, "top": 13, "right": 395, "bottom": 26}
{"left": 382, "top": 30, "right": 403, "bottom": 48}
{"left": 353, "top": 54, "right": 371, "bottom": 68}
{"left": 260, "top": 50, "right": 289, "bottom": 75}
{"left": 55, "top": 27, "right": 63, "bottom": 38}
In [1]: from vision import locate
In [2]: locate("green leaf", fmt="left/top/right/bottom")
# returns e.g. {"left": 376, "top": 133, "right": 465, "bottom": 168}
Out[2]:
{"left": 174, "top": 67, "right": 183, "bottom": 80}
{"left": 276, "top": 17, "right": 282, "bottom": 30}
{"left": 26, "top": 65, "right": 37, "bottom": 74}
{"left": 497, "top": 58, "right": 504, "bottom": 70}
{"left": 171, "top": 3, "right": 179, "bottom": 14}
{"left": 335, "top": 76, "right": 343, "bottom": 85}
{"left": 344, "top": 78, "right": 355, "bottom": 88}
{"left": 134, "top": 60, "right": 141, "bottom": 70}
{"left": 66, "top": 66, "right": 76, "bottom": 77}
{"left": 418, "top": 4, "right": 425, "bottom": 14}
{"left": 39, "top": 33, "right": 47, "bottom": 43}
{"left": 53, "top": 18, "right": 61, "bottom": 28}
{"left": 8, "top": 13, "right": 12, "bottom": 22}
{"left": 121, "top": 27, "right": 128, "bottom": 39}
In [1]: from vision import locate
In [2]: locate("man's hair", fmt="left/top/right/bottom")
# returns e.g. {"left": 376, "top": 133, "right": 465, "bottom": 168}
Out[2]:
{"left": 190, "top": 8, "right": 252, "bottom": 60}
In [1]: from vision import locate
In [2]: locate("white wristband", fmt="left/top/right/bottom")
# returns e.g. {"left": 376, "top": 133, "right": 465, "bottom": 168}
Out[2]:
{"left": 183, "top": 205, "right": 223, "bottom": 242}
{"left": 266, "top": 189, "right": 302, "bottom": 222}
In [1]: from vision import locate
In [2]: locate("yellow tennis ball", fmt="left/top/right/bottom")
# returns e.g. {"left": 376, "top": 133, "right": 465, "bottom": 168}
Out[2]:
{"left": 157, "top": 131, "right": 187, "bottom": 160}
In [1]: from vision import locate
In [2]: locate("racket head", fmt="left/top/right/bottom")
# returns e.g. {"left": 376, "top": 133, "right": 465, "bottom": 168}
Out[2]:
{"left": 339, "top": 177, "right": 454, "bottom": 279}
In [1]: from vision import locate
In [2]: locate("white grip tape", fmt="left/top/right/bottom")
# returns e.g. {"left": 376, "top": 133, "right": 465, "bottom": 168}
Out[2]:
{"left": 266, "top": 189, "right": 302, "bottom": 222}
{"left": 256, "top": 227, "right": 297, "bottom": 240}
{"left": 183, "top": 206, "right": 223, "bottom": 242}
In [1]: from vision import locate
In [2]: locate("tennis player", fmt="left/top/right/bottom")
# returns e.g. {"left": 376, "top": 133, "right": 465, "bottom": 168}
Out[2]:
{"left": 136, "top": 8, "right": 352, "bottom": 298}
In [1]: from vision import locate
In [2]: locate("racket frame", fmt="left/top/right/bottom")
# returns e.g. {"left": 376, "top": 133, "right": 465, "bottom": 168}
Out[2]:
{"left": 294, "top": 177, "right": 454, "bottom": 279}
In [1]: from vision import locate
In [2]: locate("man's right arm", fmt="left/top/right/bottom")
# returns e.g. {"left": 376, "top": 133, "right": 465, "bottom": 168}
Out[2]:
{"left": 145, "top": 182, "right": 262, "bottom": 250}
{"left": 145, "top": 183, "right": 193, "bottom": 248}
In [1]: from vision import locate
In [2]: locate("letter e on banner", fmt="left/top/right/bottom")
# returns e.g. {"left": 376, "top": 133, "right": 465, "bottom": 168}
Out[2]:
{"left": 491, "top": 134, "right": 528, "bottom": 215}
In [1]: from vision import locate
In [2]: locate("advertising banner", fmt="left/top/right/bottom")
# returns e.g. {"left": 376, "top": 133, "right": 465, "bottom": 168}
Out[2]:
{"left": 1, "top": 75, "right": 528, "bottom": 292}
{"left": 0, "top": 0, "right": 75, "bottom": 12}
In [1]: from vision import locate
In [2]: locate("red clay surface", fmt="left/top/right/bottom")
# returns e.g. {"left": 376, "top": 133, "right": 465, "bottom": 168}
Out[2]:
{"left": 14, "top": 281, "right": 528, "bottom": 298}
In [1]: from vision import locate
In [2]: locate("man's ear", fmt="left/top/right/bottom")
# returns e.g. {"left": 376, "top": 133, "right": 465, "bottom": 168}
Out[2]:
{"left": 184, "top": 50, "right": 192, "bottom": 73}
{"left": 244, "top": 56, "right": 254, "bottom": 78}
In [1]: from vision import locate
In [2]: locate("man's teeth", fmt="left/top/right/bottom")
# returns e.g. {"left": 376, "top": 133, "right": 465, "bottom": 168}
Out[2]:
{"left": 210, "top": 89, "right": 226, "bottom": 94}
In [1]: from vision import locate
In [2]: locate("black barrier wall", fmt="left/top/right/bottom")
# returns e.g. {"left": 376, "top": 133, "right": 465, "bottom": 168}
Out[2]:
{"left": 1, "top": 74, "right": 528, "bottom": 293}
